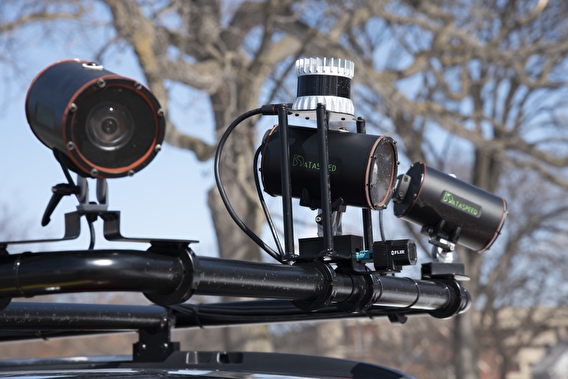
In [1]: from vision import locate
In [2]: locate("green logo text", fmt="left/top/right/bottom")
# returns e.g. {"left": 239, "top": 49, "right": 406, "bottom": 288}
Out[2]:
{"left": 292, "top": 154, "right": 337, "bottom": 172}
{"left": 441, "top": 191, "right": 481, "bottom": 217}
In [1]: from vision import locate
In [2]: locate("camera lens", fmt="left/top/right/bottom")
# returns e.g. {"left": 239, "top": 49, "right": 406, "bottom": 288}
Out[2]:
{"left": 86, "top": 103, "right": 134, "bottom": 150}
{"left": 368, "top": 139, "right": 396, "bottom": 209}
{"left": 101, "top": 118, "right": 118, "bottom": 135}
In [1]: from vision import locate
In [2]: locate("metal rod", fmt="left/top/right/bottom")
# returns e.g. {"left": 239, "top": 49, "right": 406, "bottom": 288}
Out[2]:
{"left": 356, "top": 117, "right": 373, "bottom": 250}
{"left": 0, "top": 250, "right": 184, "bottom": 298}
{"left": 277, "top": 104, "right": 296, "bottom": 260}
{"left": 0, "top": 300, "right": 441, "bottom": 343}
{"left": 0, "top": 250, "right": 468, "bottom": 316}
{"left": 316, "top": 104, "right": 334, "bottom": 254}
{"left": 195, "top": 257, "right": 332, "bottom": 300}
{"left": 0, "top": 302, "right": 167, "bottom": 331}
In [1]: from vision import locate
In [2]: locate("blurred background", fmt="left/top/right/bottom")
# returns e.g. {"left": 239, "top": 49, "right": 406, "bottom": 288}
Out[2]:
{"left": 1, "top": 1, "right": 568, "bottom": 378}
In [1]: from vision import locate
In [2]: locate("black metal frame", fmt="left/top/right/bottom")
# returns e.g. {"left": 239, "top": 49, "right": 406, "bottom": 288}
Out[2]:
{"left": 0, "top": 245, "right": 468, "bottom": 312}
{"left": 0, "top": 103, "right": 470, "bottom": 372}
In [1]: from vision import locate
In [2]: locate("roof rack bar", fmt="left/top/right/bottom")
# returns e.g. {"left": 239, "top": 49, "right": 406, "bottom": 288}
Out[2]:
{"left": 0, "top": 248, "right": 469, "bottom": 316}
{"left": 0, "top": 302, "right": 167, "bottom": 331}
{"left": 0, "top": 300, "right": 432, "bottom": 343}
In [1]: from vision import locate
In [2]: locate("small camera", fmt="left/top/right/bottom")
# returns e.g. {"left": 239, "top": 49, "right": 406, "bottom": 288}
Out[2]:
{"left": 373, "top": 239, "right": 417, "bottom": 272}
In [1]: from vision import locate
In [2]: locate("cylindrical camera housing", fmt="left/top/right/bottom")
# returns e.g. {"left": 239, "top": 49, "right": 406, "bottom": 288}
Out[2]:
{"left": 26, "top": 59, "right": 165, "bottom": 178}
{"left": 393, "top": 162, "right": 508, "bottom": 252}
{"left": 260, "top": 125, "right": 398, "bottom": 210}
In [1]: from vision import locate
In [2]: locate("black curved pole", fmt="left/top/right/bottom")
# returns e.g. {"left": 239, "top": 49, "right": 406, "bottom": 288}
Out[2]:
{"left": 0, "top": 249, "right": 469, "bottom": 318}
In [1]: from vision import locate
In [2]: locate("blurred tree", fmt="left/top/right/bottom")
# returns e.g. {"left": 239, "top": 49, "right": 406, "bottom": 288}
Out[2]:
{"left": 324, "top": 1, "right": 568, "bottom": 378}
{"left": 1, "top": 1, "right": 568, "bottom": 377}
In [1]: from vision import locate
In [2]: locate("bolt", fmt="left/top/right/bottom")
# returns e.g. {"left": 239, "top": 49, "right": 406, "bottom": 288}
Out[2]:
{"left": 154, "top": 144, "right": 162, "bottom": 152}
{"left": 90, "top": 168, "right": 99, "bottom": 177}
{"left": 140, "top": 344, "right": 147, "bottom": 350}
{"left": 96, "top": 79, "right": 106, "bottom": 88}
{"left": 69, "top": 103, "right": 78, "bottom": 112}
{"left": 127, "top": 170, "right": 135, "bottom": 177}
{"left": 66, "top": 141, "right": 75, "bottom": 151}
{"left": 157, "top": 108, "right": 165, "bottom": 117}
{"left": 134, "top": 82, "right": 143, "bottom": 90}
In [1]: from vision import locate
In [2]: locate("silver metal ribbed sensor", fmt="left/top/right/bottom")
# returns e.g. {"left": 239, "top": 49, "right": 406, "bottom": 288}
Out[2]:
{"left": 291, "top": 57, "right": 355, "bottom": 122}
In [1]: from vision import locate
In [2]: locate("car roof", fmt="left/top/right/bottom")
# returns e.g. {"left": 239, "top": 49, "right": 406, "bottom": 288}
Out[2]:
{"left": 0, "top": 351, "right": 415, "bottom": 379}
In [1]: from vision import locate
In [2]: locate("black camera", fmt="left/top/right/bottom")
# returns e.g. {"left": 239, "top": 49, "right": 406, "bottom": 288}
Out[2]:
{"left": 373, "top": 239, "right": 417, "bottom": 272}
{"left": 26, "top": 59, "right": 165, "bottom": 178}
{"left": 393, "top": 162, "right": 508, "bottom": 252}
{"left": 260, "top": 125, "right": 398, "bottom": 210}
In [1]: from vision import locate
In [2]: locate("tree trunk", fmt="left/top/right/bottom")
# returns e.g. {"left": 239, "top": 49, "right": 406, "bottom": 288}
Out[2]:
{"left": 222, "top": 323, "right": 274, "bottom": 352}
{"left": 453, "top": 148, "right": 503, "bottom": 378}
{"left": 453, "top": 308, "right": 479, "bottom": 379}
{"left": 207, "top": 85, "right": 273, "bottom": 351}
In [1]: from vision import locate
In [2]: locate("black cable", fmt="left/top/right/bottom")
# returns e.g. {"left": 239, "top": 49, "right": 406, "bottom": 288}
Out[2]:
{"left": 378, "top": 209, "right": 386, "bottom": 242}
{"left": 169, "top": 300, "right": 432, "bottom": 328}
{"left": 87, "top": 219, "right": 96, "bottom": 250}
{"left": 214, "top": 107, "right": 281, "bottom": 262}
{"left": 55, "top": 150, "right": 76, "bottom": 186}
{"left": 253, "top": 145, "right": 284, "bottom": 258}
